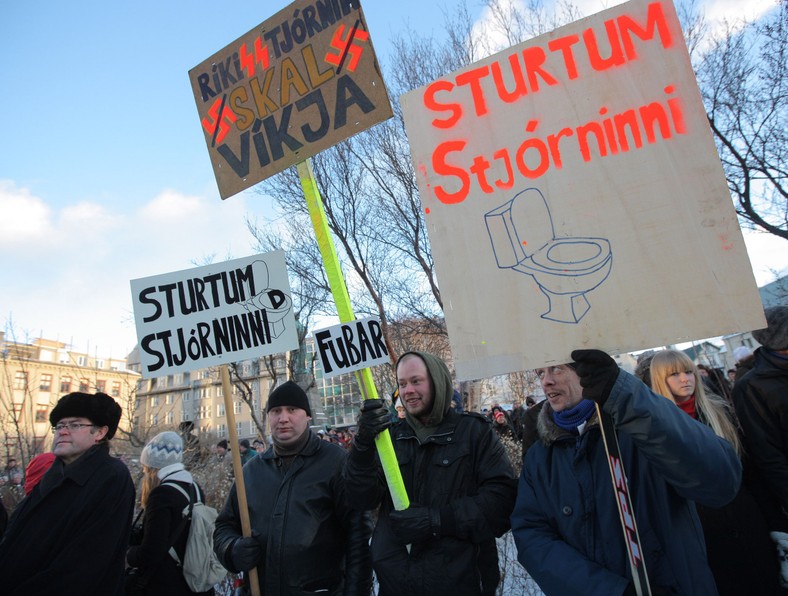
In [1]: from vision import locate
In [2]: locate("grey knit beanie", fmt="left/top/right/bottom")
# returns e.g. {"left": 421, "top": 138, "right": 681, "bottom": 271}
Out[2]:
{"left": 140, "top": 431, "right": 183, "bottom": 469}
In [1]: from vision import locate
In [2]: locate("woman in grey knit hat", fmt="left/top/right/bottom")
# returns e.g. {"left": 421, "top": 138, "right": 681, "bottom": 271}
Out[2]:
{"left": 126, "top": 431, "right": 215, "bottom": 595}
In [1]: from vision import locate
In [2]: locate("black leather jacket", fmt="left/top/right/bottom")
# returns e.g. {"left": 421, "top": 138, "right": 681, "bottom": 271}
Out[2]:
{"left": 345, "top": 410, "right": 517, "bottom": 596}
{"left": 214, "top": 431, "right": 372, "bottom": 595}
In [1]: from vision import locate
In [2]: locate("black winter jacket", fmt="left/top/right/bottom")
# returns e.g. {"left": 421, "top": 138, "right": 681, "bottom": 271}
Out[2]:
{"left": 0, "top": 444, "right": 134, "bottom": 595}
{"left": 214, "top": 431, "right": 372, "bottom": 595}
{"left": 733, "top": 348, "right": 788, "bottom": 519}
{"left": 344, "top": 410, "right": 517, "bottom": 596}
{"left": 126, "top": 467, "right": 214, "bottom": 595}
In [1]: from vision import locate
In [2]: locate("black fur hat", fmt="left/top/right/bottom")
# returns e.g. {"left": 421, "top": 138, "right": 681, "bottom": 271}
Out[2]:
{"left": 49, "top": 392, "right": 122, "bottom": 440}
{"left": 267, "top": 381, "right": 312, "bottom": 417}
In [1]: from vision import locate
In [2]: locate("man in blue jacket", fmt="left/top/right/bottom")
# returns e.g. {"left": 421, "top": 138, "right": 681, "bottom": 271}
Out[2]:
{"left": 511, "top": 349, "right": 741, "bottom": 595}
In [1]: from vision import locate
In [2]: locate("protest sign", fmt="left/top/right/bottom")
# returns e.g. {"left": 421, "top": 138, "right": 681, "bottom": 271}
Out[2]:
{"left": 400, "top": 0, "right": 766, "bottom": 380}
{"left": 189, "top": 0, "right": 392, "bottom": 199}
{"left": 130, "top": 252, "right": 298, "bottom": 378}
{"left": 313, "top": 316, "right": 389, "bottom": 378}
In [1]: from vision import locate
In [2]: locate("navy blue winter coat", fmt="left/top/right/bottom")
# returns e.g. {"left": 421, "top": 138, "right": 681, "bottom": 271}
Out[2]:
{"left": 512, "top": 371, "right": 741, "bottom": 595}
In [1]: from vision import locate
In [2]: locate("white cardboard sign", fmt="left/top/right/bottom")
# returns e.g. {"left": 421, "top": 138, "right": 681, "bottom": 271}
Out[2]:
{"left": 130, "top": 251, "right": 298, "bottom": 378}
{"left": 400, "top": 0, "right": 765, "bottom": 380}
{"left": 313, "top": 316, "right": 389, "bottom": 378}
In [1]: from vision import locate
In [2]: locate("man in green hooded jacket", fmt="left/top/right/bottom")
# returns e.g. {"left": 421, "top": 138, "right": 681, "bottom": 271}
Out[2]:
{"left": 345, "top": 351, "right": 517, "bottom": 595}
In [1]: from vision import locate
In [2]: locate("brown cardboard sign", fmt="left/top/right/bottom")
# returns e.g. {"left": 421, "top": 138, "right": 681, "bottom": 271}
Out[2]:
{"left": 190, "top": 0, "right": 392, "bottom": 199}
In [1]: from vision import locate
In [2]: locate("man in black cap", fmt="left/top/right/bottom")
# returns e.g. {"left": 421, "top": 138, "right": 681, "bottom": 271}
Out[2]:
{"left": 0, "top": 391, "right": 135, "bottom": 594}
{"left": 238, "top": 438, "right": 254, "bottom": 465}
{"left": 214, "top": 380, "right": 372, "bottom": 595}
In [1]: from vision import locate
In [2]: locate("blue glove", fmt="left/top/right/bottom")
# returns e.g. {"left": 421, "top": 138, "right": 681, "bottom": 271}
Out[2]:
{"left": 571, "top": 349, "right": 619, "bottom": 406}
{"left": 389, "top": 505, "right": 440, "bottom": 545}
{"left": 230, "top": 535, "right": 262, "bottom": 571}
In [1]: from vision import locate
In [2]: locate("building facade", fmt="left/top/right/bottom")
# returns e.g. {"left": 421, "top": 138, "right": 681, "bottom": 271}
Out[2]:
{"left": 0, "top": 333, "right": 139, "bottom": 464}
{"left": 129, "top": 337, "right": 373, "bottom": 447}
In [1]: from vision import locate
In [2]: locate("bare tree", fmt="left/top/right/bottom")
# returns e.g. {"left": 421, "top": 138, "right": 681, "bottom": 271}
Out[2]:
{"left": 695, "top": 2, "right": 788, "bottom": 240}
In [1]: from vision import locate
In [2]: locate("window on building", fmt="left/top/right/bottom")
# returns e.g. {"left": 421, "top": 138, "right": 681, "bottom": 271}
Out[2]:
{"left": 96, "top": 380, "right": 106, "bottom": 393}
{"left": 35, "top": 407, "right": 49, "bottom": 423}
{"left": 14, "top": 371, "right": 27, "bottom": 390}
{"left": 77, "top": 356, "right": 87, "bottom": 366}
{"left": 166, "top": 411, "right": 174, "bottom": 425}
{"left": 218, "top": 424, "right": 226, "bottom": 437}
{"left": 217, "top": 404, "right": 226, "bottom": 416}
{"left": 152, "top": 396, "right": 159, "bottom": 407}
{"left": 39, "top": 373, "right": 52, "bottom": 392}
{"left": 250, "top": 420, "right": 256, "bottom": 435}
{"left": 111, "top": 382, "right": 121, "bottom": 397}
{"left": 79, "top": 378, "right": 89, "bottom": 392}
{"left": 61, "top": 376, "right": 72, "bottom": 393}
{"left": 165, "top": 394, "right": 173, "bottom": 405}
{"left": 234, "top": 401, "right": 242, "bottom": 414}
{"left": 236, "top": 422, "right": 243, "bottom": 435}
{"left": 150, "top": 413, "right": 158, "bottom": 426}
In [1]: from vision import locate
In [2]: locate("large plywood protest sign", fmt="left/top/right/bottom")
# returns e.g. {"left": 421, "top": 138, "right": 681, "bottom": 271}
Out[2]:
{"left": 189, "top": 0, "right": 392, "bottom": 199}
{"left": 130, "top": 252, "right": 298, "bottom": 378}
{"left": 401, "top": 0, "right": 765, "bottom": 380}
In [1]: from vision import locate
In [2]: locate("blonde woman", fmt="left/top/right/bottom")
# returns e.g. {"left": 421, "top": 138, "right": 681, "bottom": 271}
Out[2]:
{"left": 126, "top": 432, "right": 214, "bottom": 595}
{"left": 646, "top": 350, "right": 781, "bottom": 596}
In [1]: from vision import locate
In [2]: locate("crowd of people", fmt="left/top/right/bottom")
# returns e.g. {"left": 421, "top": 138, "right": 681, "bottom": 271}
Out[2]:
{"left": 0, "top": 305, "right": 785, "bottom": 595}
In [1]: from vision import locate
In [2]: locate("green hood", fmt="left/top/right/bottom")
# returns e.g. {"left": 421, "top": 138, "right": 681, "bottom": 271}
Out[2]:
{"left": 397, "top": 351, "right": 454, "bottom": 442}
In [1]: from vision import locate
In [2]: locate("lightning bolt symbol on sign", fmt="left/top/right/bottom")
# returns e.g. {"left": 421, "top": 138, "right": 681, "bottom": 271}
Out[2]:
{"left": 239, "top": 37, "right": 269, "bottom": 77}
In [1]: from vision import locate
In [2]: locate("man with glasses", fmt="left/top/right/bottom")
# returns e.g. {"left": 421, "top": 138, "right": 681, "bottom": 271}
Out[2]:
{"left": 511, "top": 350, "right": 742, "bottom": 595}
{"left": 0, "top": 391, "right": 134, "bottom": 595}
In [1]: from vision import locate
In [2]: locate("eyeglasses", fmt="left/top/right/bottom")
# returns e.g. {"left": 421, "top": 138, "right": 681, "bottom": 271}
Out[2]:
{"left": 52, "top": 422, "right": 96, "bottom": 433}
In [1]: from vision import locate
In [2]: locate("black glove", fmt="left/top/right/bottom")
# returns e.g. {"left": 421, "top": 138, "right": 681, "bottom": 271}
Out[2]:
{"left": 389, "top": 505, "right": 440, "bottom": 545}
{"left": 355, "top": 399, "right": 391, "bottom": 449}
{"left": 571, "top": 349, "right": 619, "bottom": 406}
{"left": 230, "top": 535, "right": 262, "bottom": 572}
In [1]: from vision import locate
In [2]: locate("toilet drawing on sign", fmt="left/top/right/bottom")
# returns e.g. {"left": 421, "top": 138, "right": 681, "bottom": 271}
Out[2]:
{"left": 484, "top": 188, "right": 613, "bottom": 324}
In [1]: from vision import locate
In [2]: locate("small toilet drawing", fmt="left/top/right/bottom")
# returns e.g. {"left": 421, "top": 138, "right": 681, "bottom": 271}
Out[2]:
{"left": 485, "top": 188, "right": 612, "bottom": 323}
